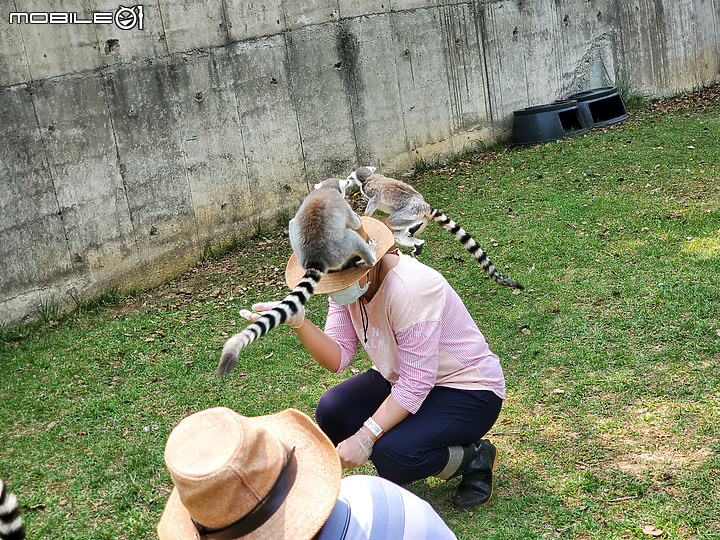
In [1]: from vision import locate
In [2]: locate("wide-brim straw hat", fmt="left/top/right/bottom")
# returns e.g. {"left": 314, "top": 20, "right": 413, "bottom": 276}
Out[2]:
{"left": 285, "top": 216, "right": 395, "bottom": 294}
{"left": 157, "top": 407, "right": 341, "bottom": 539}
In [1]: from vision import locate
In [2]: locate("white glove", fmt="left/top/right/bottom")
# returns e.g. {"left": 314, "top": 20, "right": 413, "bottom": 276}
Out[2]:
{"left": 336, "top": 427, "right": 375, "bottom": 469}
{"left": 239, "top": 301, "right": 305, "bottom": 329}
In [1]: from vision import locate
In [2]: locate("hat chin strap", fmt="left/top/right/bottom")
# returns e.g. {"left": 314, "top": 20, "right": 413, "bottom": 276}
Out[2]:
{"left": 191, "top": 447, "right": 298, "bottom": 539}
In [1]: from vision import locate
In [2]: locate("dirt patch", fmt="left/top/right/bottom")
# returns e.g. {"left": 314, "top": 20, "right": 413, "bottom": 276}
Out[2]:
{"left": 605, "top": 402, "right": 714, "bottom": 479}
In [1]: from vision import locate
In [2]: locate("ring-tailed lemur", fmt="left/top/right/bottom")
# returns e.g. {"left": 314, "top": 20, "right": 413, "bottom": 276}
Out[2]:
{"left": 347, "top": 166, "right": 523, "bottom": 290}
{"left": 0, "top": 479, "right": 26, "bottom": 540}
{"left": 217, "top": 178, "right": 377, "bottom": 375}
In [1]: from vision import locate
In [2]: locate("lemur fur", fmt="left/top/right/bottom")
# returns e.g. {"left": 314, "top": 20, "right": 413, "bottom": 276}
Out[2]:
{"left": 347, "top": 166, "right": 523, "bottom": 290}
{"left": 218, "top": 178, "right": 377, "bottom": 375}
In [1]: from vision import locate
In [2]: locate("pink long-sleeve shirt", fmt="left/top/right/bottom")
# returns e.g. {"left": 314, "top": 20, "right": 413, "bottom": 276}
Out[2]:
{"left": 324, "top": 254, "right": 505, "bottom": 414}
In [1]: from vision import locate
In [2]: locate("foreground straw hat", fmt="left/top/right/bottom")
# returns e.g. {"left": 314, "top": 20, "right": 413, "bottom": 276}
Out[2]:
{"left": 285, "top": 216, "right": 396, "bottom": 294}
{"left": 157, "top": 407, "right": 341, "bottom": 539}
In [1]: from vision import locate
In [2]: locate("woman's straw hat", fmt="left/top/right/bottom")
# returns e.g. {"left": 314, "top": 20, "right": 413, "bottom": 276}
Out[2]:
{"left": 157, "top": 407, "right": 341, "bottom": 539}
{"left": 285, "top": 216, "right": 395, "bottom": 294}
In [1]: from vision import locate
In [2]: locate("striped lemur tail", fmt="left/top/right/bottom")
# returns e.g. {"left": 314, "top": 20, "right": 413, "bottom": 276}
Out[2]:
{"left": 0, "top": 479, "right": 26, "bottom": 540}
{"left": 217, "top": 267, "right": 324, "bottom": 375}
{"left": 430, "top": 208, "right": 524, "bottom": 290}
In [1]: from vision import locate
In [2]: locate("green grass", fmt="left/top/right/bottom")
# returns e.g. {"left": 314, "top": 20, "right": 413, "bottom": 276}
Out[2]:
{"left": 2, "top": 85, "right": 719, "bottom": 539}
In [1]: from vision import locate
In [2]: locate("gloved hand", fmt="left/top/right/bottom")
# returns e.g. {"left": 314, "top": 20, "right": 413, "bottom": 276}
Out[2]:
{"left": 336, "top": 427, "right": 375, "bottom": 469}
{"left": 239, "top": 301, "right": 305, "bottom": 329}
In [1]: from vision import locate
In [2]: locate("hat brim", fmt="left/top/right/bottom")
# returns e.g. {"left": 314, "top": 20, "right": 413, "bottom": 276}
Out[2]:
{"left": 157, "top": 409, "right": 341, "bottom": 540}
{"left": 285, "top": 216, "right": 396, "bottom": 294}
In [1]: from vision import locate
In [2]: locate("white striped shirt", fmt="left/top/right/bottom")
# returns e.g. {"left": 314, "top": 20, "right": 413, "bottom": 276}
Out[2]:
{"left": 317, "top": 475, "right": 457, "bottom": 539}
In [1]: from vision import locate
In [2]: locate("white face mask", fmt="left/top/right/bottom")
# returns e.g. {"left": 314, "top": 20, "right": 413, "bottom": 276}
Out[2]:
{"left": 329, "top": 280, "right": 370, "bottom": 305}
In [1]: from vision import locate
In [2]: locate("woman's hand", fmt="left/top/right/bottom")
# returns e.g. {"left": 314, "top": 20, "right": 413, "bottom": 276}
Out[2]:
{"left": 239, "top": 301, "right": 305, "bottom": 329}
{"left": 336, "top": 428, "right": 375, "bottom": 469}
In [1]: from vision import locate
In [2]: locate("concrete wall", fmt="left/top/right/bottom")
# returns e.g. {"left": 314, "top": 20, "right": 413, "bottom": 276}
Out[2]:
{"left": 1, "top": 0, "right": 718, "bottom": 326}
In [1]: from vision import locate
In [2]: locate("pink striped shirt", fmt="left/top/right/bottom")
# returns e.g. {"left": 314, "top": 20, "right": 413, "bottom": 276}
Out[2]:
{"left": 325, "top": 254, "right": 505, "bottom": 413}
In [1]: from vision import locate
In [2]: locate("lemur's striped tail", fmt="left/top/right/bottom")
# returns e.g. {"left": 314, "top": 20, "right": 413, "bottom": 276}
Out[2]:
{"left": 0, "top": 479, "right": 26, "bottom": 540}
{"left": 430, "top": 209, "right": 524, "bottom": 290}
{"left": 217, "top": 267, "right": 325, "bottom": 375}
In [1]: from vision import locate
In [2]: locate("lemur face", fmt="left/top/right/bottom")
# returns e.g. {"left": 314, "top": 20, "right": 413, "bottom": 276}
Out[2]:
{"left": 346, "top": 166, "right": 377, "bottom": 187}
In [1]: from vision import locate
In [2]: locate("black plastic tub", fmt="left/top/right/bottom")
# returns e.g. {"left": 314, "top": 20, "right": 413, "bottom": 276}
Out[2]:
{"left": 511, "top": 100, "right": 587, "bottom": 146}
{"left": 563, "top": 86, "right": 628, "bottom": 128}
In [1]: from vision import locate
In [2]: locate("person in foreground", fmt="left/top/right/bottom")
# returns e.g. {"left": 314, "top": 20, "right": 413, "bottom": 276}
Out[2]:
{"left": 243, "top": 217, "right": 505, "bottom": 509}
{"left": 157, "top": 406, "right": 457, "bottom": 539}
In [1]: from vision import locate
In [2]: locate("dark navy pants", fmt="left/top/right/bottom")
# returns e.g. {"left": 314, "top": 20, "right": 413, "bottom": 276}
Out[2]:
{"left": 315, "top": 369, "right": 502, "bottom": 485}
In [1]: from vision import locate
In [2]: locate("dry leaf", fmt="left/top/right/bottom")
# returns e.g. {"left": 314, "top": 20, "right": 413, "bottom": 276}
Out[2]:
{"left": 642, "top": 524, "right": 664, "bottom": 537}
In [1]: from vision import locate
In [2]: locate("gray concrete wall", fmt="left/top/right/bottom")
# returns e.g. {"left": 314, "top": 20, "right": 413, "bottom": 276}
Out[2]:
{"left": 1, "top": 0, "right": 718, "bottom": 326}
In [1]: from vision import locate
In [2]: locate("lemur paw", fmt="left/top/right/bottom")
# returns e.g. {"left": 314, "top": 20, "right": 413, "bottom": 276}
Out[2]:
{"left": 411, "top": 241, "right": 425, "bottom": 258}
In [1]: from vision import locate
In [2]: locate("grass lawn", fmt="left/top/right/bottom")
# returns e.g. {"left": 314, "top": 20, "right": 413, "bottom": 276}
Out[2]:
{"left": 1, "top": 85, "right": 719, "bottom": 539}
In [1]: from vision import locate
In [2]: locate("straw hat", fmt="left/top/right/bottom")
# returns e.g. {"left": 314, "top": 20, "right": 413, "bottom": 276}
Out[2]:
{"left": 157, "top": 407, "right": 341, "bottom": 539}
{"left": 285, "top": 216, "right": 395, "bottom": 294}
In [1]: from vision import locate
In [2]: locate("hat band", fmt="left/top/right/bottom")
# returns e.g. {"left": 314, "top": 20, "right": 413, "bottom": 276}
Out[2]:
{"left": 191, "top": 446, "right": 298, "bottom": 539}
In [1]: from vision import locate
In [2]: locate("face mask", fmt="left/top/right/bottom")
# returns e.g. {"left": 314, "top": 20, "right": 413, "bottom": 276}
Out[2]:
{"left": 329, "top": 280, "right": 370, "bottom": 305}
